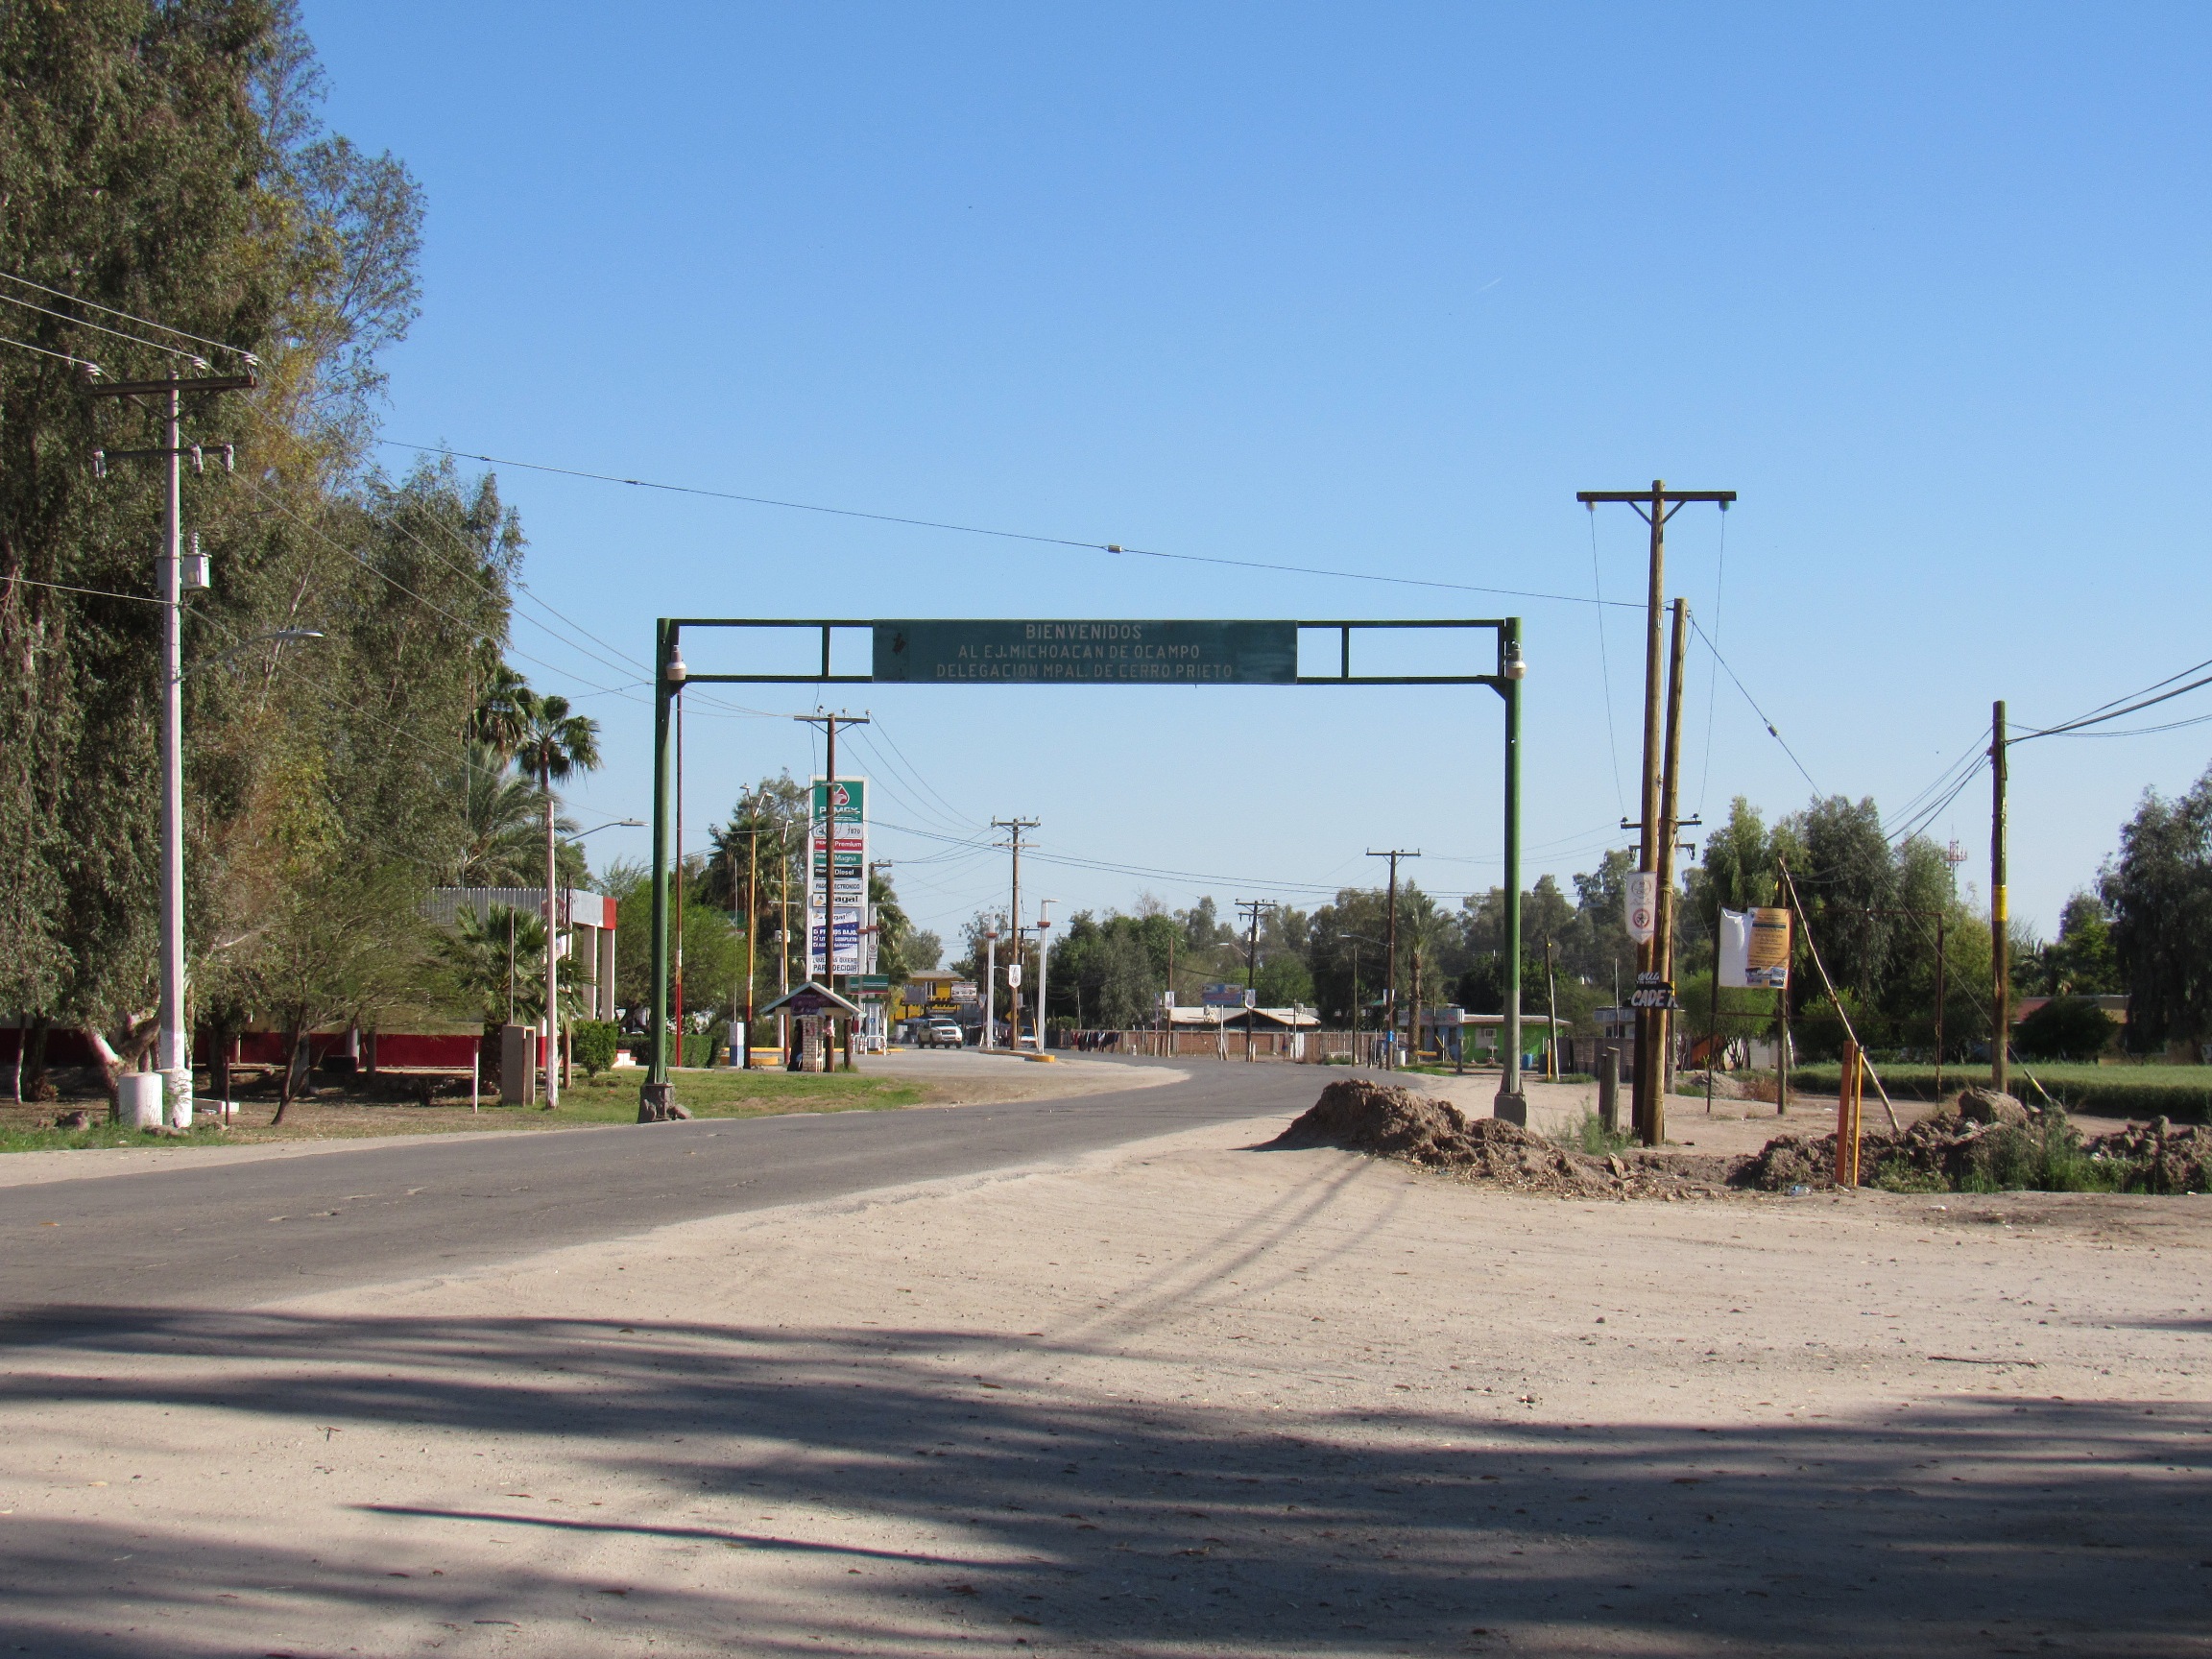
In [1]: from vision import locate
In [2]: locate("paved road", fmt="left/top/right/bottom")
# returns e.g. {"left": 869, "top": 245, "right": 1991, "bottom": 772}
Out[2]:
{"left": 0, "top": 1056, "right": 1323, "bottom": 1329}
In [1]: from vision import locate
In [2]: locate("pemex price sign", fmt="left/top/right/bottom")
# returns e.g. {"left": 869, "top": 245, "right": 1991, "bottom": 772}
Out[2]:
{"left": 806, "top": 776, "right": 867, "bottom": 976}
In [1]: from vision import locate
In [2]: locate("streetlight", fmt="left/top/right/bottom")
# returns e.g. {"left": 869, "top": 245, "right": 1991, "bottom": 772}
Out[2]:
{"left": 1033, "top": 901, "right": 1056, "bottom": 1051}
{"left": 181, "top": 627, "right": 325, "bottom": 677}
{"left": 561, "top": 819, "right": 644, "bottom": 840}
{"left": 982, "top": 920, "right": 1000, "bottom": 1050}
{"left": 1343, "top": 934, "right": 1380, "bottom": 1067}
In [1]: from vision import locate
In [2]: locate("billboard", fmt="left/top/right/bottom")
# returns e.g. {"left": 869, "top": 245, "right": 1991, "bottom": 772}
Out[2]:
{"left": 1719, "top": 906, "right": 1791, "bottom": 990}
{"left": 805, "top": 776, "right": 867, "bottom": 975}
{"left": 1201, "top": 982, "right": 1247, "bottom": 1008}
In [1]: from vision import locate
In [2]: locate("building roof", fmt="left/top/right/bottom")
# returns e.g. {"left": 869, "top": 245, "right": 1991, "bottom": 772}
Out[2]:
{"left": 760, "top": 980, "right": 863, "bottom": 1018}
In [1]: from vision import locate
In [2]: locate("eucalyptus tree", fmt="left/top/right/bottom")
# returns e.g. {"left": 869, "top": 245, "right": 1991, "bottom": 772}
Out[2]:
{"left": 0, "top": 0, "right": 450, "bottom": 1084}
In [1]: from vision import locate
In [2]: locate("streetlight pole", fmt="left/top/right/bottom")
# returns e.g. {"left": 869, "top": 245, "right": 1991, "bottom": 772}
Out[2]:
{"left": 1034, "top": 900, "right": 1056, "bottom": 1051}
{"left": 1343, "top": 935, "right": 1378, "bottom": 1067}
{"left": 983, "top": 923, "right": 999, "bottom": 1050}
{"left": 1496, "top": 621, "right": 1527, "bottom": 1122}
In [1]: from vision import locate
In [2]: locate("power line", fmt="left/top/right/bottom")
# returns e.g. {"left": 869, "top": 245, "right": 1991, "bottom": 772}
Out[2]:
{"left": 863, "top": 718, "right": 983, "bottom": 830}
{"left": 1587, "top": 504, "right": 1626, "bottom": 816}
{"left": 0, "top": 332, "right": 102, "bottom": 374}
{"left": 238, "top": 404, "right": 662, "bottom": 694}
{"left": 2030, "top": 708, "right": 2212, "bottom": 740}
{"left": 2014, "top": 669, "right": 2212, "bottom": 743}
{"left": 1696, "top": 502, "right": 1729, "bottom": 815}
{"left": 239, "top": 476, "right": 651, "bottom": 707}
{"left": 0, "top": 290, "right": 206, "bottom": 366}
{"left": 379, "top": 438, "right": 1644, "bottom": 612}
{"left": 0, "top": 271, "right": 256, "bottom": 363}
{"left": 1689, "top": 616, "right": 1821, "bottom": 795}
{"left": 0, "top": 571, "right": 166, "bottom": 606}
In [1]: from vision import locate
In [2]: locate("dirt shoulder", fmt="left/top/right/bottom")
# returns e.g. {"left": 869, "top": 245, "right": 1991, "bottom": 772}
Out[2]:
{"left": 3, "top": 1101, "right": 2206, "bottom": 1655}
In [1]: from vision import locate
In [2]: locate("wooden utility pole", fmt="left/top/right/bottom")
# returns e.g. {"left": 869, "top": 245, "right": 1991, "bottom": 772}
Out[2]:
{"left": 1654, "top": 598, "right": 1691, "bottom": 1112}
{"left": 1237, "top": 899, "right": 1276, "bottom": 1062}
{"left": 994, "top": 818, "right": 1040, "bottom": 1051}
{"left": 1367, "top": 850, "right": 1419, "bottom": 1070}
{"left": 1990, "top": 699, "right": 2008, "bottom": 1095}
{"left": 1544, "top": 935, "right": 1560, "bottom": 1080}
{"left": 1577, "top": 482, "right": 1735, "bottom": 1146}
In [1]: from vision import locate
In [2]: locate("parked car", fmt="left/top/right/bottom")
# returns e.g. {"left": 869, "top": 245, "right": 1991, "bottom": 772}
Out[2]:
{"left": 919, "top": 1020, "right": 966, "bottom": 1048}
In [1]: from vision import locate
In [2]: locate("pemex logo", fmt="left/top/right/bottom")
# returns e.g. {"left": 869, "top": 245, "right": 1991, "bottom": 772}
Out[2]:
{"left": 830, "top": 783, "right": 852, "bottom": 809}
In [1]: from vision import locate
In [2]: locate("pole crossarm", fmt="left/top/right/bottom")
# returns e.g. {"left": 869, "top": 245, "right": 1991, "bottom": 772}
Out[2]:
{"left": 84, "top": 372, "right": 257, "bottom": 398}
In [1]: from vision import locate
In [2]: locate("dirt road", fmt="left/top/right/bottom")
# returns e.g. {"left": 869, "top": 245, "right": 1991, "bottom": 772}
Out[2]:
{"left": 2, "top": 1094, "right": 2206, "bottom": 1655}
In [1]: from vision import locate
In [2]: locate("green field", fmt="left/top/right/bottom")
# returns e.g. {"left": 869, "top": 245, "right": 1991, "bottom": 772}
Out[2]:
{"left": 1782, "top": 1062, "right": 2212, "bottom": 1121}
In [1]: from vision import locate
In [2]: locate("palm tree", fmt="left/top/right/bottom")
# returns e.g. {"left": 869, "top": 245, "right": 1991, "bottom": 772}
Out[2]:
{"left": 515, "top": 691, "right": 601, "bottom": 1107}
{"left": 454, "top": 741, "right": 580, "bottom": 887}
{"left": 469, "top": 662, "right": 534, "bottom": 761}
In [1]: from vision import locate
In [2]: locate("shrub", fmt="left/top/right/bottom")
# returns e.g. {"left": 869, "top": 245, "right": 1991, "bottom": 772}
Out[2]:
{"left": 1556, "top": 1110, "right": 1632, "bottom": 1157}
{"left": 570, "top": 1021, "right": 620, "bottom": 1077}
{"left": 1960, "top": 1108, "right": 2128, "bottom": 1193}
{"left": 1870, "top": 1157, "right": 1947, "bottom": 1194}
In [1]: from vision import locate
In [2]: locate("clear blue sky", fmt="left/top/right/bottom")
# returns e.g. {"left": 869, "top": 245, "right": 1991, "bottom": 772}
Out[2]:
{"left": 305, "top": 1, "right": 2212, "bottom": 946}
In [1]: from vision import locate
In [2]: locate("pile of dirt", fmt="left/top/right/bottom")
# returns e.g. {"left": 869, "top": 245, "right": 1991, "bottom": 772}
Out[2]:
{"left": 1734, "top": 1095, "right": 2212, "bottom": 1194}
{"left": 1675, "top": 1070, "right": 1752, "bottom": 1100}
{"left": 2087, "top": 1117, "right": 2212, "bottom": 1193}
{"left": 1270, "top": 1079, "right": 1728, "bottom": 1200}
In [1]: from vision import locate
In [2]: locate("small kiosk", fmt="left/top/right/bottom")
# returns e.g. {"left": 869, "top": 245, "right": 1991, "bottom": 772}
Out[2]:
{"left": 760, "top": 981, "right": 865, "bottom": 1073}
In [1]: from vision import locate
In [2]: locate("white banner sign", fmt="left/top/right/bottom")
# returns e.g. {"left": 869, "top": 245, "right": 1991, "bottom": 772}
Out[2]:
{"left": 1624, "top": 872, "right": 1658, "bottom": 945}
{"left": 1718, "top": 905, "right": 1791, "bottom": 990}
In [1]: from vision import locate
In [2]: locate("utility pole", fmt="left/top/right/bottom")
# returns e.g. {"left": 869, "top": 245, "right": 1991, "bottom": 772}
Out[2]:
{"left": 1237, "top": 900, "right": 1277, "bottom": 1062}
{"left": 1366, "top": 851, "right": 1419, "bottom": 1070}
{"left": 1578, "top": 481, "right": 1735, "bottom": 1147}
{"left": 993, "top": 818, "right": 1039, "bottom": 1053}
{"left": 1544, "top": 935, "right": 1560, "bottom": 1080}
{"left": 796, "top": 712, "right": 868, "bottom": 1070}
{"left": 1654, "top": 597, "right": 1691, "bottom": 1115}
{"left": 86, "top": 369, "right": 252, "bottom": 1120}
{"left": 1991, "top": 699, "right": 2008, "bottom": 1095}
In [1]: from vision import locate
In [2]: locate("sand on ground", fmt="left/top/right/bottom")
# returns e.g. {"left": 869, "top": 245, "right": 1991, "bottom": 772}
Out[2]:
{"left": 4, "top": 1105, "right": 2208, "bottom": 1655}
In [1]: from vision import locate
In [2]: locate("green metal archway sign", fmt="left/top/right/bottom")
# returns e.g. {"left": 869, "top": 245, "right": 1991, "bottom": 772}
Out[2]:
{"left": 641, "top": 616, "right": 1530, "bottom": 1118}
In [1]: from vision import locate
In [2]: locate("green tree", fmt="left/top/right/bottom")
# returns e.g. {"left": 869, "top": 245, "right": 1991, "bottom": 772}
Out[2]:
{"left": 229, "top": 862, "right": 435, "bottom": 1120}
{"left": 2015, "top": 997, "right": 2117, "bottom": 1061}
{"left": 0, "top": 2, "right": 487, "bottom": 1086}
{"left": 2102, "top": 769, "right": 2212, "bottom": 1052}
{"left": 452, "top": 743, "right": 579, "bottom": 888}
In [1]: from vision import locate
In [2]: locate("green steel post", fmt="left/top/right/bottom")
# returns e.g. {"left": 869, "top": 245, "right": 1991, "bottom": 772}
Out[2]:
{"left": 1495, "top": 617, "right": 1527, "bottom": 1123}
{"left": 645, "top": 619, "right": 677, "bottom": 1098}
